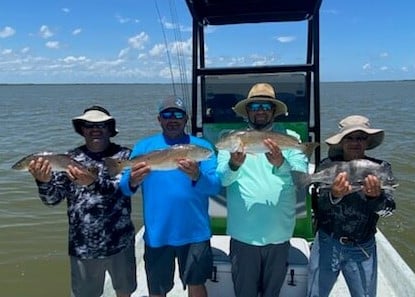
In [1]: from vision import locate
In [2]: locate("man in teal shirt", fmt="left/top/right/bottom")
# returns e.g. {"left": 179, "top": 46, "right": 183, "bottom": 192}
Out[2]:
{"left": 216, "top": 83, "right": 308, "bottom": 297}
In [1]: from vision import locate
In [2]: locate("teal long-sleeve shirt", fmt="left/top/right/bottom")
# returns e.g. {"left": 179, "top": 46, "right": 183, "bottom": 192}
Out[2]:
{"left": 216, "top": 129, "right": 308, "bottom": 246}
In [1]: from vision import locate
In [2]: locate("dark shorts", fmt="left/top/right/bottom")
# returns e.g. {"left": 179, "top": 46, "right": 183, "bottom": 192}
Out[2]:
{"left": 144, "top": 240, "right": 213, "bottom": 295}
{"left": 230, "top": 238, "right": 290, "bottom": 297}
{"left": 70, "top": 245, "right": 137, "bottom": 297}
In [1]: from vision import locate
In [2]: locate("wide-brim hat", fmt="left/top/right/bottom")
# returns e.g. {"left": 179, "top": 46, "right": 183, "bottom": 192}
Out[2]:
{"left": 326, "top": 115, "right": 384, "bottom": 158}
{"left": 233, "top": 83, "right": 288, "bottom": 118}
{"left": 72, "top": 105, "right": 118, "bottom": 137}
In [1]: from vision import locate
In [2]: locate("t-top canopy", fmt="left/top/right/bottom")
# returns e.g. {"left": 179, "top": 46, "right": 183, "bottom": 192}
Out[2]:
{"left": 185, "top": 0, "right": 323, "bottom": 25}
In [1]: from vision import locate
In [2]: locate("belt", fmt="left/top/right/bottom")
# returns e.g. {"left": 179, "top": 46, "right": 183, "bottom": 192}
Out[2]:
{"left": 330, "top": 233, "right": 371, "bottom": 258}
{"left": 323, "top": 231, "right": 359, "bottom": 245}
{"left": 337, "top": 236, "right": 355, "bottom": 245}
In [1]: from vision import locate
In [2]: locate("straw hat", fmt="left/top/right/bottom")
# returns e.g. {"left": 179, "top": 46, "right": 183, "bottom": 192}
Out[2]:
{"left": 72, "top": 105, "right": 118, "bottom": 137}
{"left": 233, "top": 83, "right": 288, "bottom": 118}
{"left": 326, "top": 115, "right": 384, "bottom": 158}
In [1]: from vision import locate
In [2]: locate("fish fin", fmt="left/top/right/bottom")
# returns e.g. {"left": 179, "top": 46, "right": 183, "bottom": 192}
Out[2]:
{"left": 300, "top": 142, "right": 320, "bottom": 159}
{"left": 381, "top": 184, "right": 399, "bottom": 191}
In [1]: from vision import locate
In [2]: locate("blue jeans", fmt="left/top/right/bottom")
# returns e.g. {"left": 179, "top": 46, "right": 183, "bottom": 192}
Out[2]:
{"left": 307, "top": 230, "right": 377, "bottom": 297}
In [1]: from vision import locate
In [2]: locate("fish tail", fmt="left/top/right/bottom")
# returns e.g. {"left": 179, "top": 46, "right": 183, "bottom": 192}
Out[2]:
{"left": 291, "top": 170, "right": 311, "bottom": 188}
{"left": 104, "top": 158, "right": 124, "bottom": 177}
{"left": 300, "top": 142, "right": 320, "bottom": 159}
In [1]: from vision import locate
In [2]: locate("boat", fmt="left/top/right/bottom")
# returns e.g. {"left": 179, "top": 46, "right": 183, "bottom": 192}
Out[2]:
{"left": 104, "top": 0, "right": 415, "bottom": 296}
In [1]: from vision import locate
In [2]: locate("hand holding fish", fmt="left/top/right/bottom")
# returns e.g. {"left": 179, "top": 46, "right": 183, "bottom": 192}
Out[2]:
{"left": 331, "top": 172, "right": 381, "bottom": 199}
{"left": 362, "top": 174, "right": 381, "bottom": 198}
{"left": 264, "top": 138, "right": 284, "bottom": 167}
{"left": 331, "top": 172, "right": 353, "bottom": 199}
{"left": 67, "top": 165, "right": 96, "bottom": 186}
{"left": 129, "top": 161, "right": 151, "bottom": 188}
{"left": 229, "top": 151, "right": 246, "bottom": 171}
{"left": 178, "top": 158, "right": 200, "bottom": 181}
{"left": 28, "top": 157, "right": 52, "bottom": 183}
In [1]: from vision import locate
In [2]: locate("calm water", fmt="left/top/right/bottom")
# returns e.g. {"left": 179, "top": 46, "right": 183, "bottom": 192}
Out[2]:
{"left": 1, "top": 82, "right": 414, "bottom": 296}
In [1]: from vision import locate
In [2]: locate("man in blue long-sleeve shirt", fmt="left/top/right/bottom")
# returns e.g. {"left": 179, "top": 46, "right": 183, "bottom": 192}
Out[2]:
{"left": 119, "top": 96, "right": 221, "bottom": 297}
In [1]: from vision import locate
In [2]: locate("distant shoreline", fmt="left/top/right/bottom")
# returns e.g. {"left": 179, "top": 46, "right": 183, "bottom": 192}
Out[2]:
{"left": 1, "top": 79, "right": 415, "bottom": 86}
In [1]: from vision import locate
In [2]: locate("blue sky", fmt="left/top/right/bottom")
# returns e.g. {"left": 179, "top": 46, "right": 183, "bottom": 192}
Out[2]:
{"left": 1, "top": 0, "right": 414, "bottom": 84}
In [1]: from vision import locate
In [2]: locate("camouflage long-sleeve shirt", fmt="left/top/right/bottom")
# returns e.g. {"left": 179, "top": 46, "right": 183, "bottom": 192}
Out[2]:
{"left": 314, "top": 156, "right": 396, "bottom": 242}
{"left": 36, "top": 143, "right": 135, "bottom": 259}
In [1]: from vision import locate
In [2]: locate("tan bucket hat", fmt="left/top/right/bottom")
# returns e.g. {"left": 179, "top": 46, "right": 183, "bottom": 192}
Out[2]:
{"left": 326, "top": 115, "right": 384, "bottom": 158}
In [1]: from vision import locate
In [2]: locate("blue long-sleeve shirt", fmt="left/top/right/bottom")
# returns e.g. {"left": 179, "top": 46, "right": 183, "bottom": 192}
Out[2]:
{"left": 216, "top": 128, "right": 308, "bottom": 245}
{"left": 119, "top": 134, "right": 221, "bottom": 247}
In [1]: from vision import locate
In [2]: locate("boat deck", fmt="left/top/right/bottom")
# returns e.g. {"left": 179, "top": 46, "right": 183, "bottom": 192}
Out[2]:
{"left": 103, "top": 228, "right": 415, "bottom": 297}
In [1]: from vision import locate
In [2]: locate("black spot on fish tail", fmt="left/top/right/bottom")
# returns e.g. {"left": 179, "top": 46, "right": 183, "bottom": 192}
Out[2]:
{"left": 104, "top": 157, "right": 124, "bottom": 177}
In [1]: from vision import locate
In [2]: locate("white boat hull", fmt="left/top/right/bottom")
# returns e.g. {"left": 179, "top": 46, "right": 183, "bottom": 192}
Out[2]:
{"left": 103, "top": 226, "right": 415, "bottom": 297}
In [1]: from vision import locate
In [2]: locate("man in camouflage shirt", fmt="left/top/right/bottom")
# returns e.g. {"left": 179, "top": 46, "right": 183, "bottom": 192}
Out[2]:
{"left": 28, "top": 106, "right": 136, "bottom": 297}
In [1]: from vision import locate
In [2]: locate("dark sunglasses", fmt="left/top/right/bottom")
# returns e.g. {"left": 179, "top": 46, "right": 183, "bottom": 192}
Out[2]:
{"left": 82, "top": 122, "right": 108, "bottom": 129}
{"left": 344, "top": 135, "right": 368, "bottom": 142}
{"left": 247, "top": 102, "right": 274, "bottom": 112}
{"left": 160, "top": 111, "right": 186, "bottom": 120}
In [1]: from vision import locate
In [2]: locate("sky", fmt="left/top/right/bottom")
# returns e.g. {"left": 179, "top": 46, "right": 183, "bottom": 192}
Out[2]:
{"left": 1, "top": 0, "right": 414, "bottom": 84}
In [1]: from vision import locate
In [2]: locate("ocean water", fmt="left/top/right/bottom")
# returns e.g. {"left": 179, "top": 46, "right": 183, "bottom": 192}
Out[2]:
{"left": 0, "top": 82, "right": 414, "bottom": 296}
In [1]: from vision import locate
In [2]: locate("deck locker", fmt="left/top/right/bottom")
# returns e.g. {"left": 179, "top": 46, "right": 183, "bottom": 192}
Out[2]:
{"left": 206, "top": 236, "right": 310, "bottom": 297}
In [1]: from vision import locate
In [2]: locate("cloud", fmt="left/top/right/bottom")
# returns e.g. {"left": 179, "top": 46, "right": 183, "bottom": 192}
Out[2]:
{"left": 61, "top": 56, "right": 89, "bottom": 63}
{"left": 46, "top": 41, "right": 60, "bottom": 49}
{"left": 161, "top": 17, "right": 192, "bottom": 32}
{"left": 40, "top": 25, "right": 54, "bottom": 39}
{"left": 149, "top": 44, "right": 166, "bottom": 57}
{"left": 169, "top": 38, "right": 192, "bottom": 56}
{"left": 116, "top": 14, "right": 139, "bottom": 24}
{"left": 275, "top": 36, "right": 296, "bottom": 43}
{"left": 362, "top": 63, "right": 371, "bottom": 70}
{"left": 62, "top": 8, "right": 70, "bottom": 14}
{"left": 21, "top": 47, "right": 30, "bottom": 54}
{"left": 321, "top": 9, "right": 339, "bottom": 15}
{"left": 128, "top": 32, "right": 149, "bottom": 49}
{"left": 118, "top": 48, "right": 130, "bottom": 58}
{"left": 72, "top": 28, "right": 82, "bottom": 36}
{"left": 1, "top": 49, "right": 13, "bottom": 55}
{"left": 380, "top": 52, "right": 388, "bottom": 58}
{"left": 0, "top": 26, "right": 16, "bottom": 38}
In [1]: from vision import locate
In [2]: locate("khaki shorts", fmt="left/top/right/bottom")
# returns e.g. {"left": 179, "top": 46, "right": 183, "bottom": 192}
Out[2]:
{"left": 70, "top": 245, "right": 137, "bottom": 297}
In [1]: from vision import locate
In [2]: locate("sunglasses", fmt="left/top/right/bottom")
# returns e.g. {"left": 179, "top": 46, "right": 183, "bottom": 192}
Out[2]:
{"left": 247, "top": 102, "right": 274, "bottom": 112}
{"left": 82, "top": 122, "right": 108, "bottom": 129}
{"left": 160, "top": 111, "right": 186, "bottom": 120}
{"left": 344, "top": 135, "right": 368, "bottom": 142}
